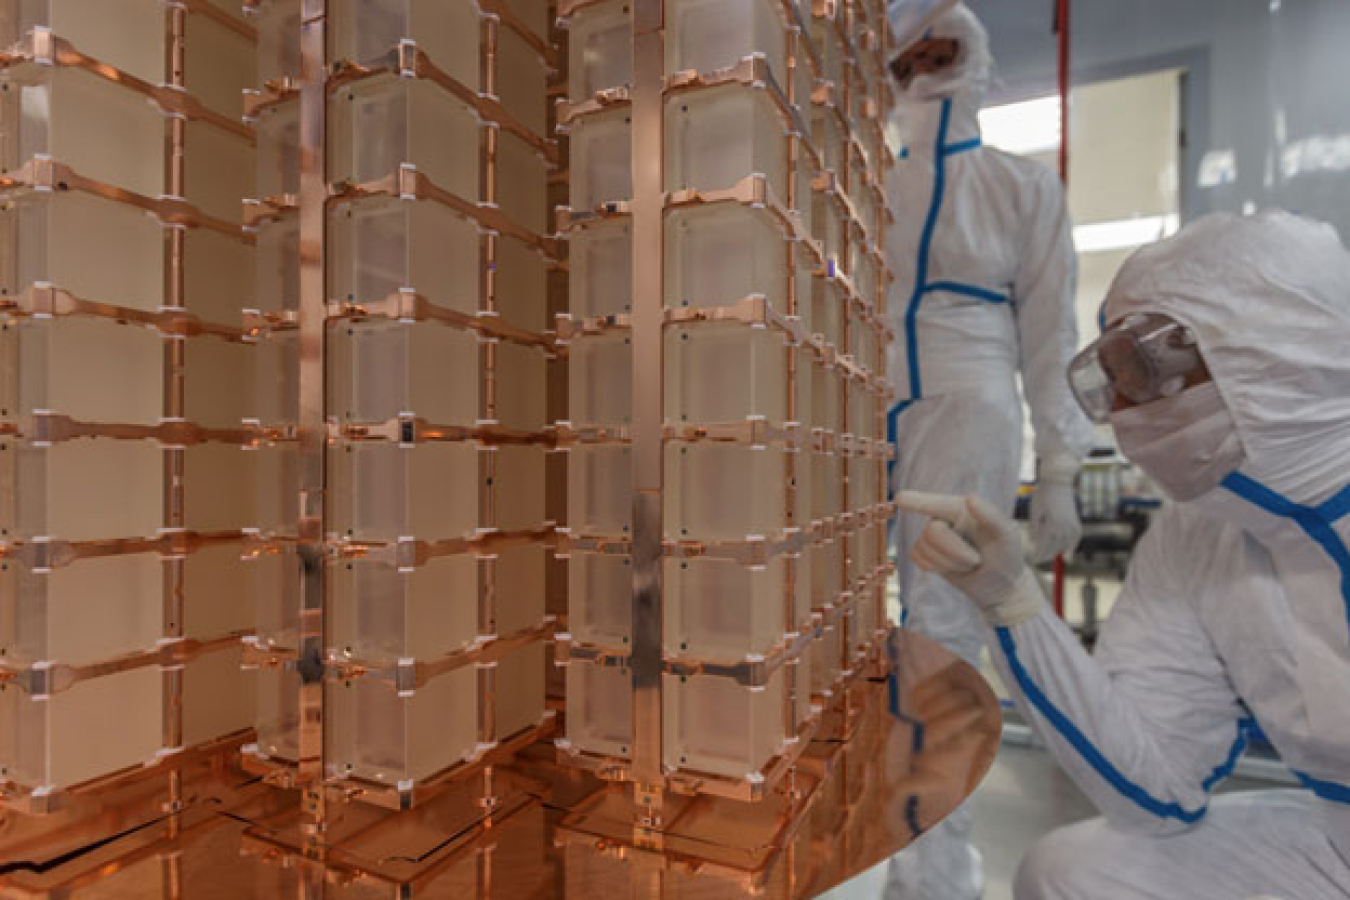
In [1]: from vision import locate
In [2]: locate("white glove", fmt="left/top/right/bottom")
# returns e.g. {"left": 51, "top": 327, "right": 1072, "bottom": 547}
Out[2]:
{"left": 896, "top": 491, "right": 1046, "bottom": 628}
{"left": 1028, "top": 471, "right": 1082, "bottom": 565}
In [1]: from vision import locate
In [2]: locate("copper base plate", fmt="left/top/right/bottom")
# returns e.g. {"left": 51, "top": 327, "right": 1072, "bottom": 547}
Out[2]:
{"left": 0, "top": 631, "right": 999, "bottom": 899}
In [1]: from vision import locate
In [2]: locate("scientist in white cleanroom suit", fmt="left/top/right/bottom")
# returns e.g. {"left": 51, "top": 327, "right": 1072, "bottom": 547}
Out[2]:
{"left": 899, "top": 210, "right": 1350, "bottom": 899}
{"left": 881, "top": 3, "right": 1092, "bottom": 896}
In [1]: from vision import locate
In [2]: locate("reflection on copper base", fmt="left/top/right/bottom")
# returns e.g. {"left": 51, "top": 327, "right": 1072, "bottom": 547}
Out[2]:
{"left": 0, "top": 631, "right": 998, "bottom": 899}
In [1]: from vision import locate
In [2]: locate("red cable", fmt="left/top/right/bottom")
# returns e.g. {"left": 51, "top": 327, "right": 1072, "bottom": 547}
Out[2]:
{"left": 1057, "top": 0, "right": 1071, "bottom": 184}
{"left": 1052, "top": 0, "right": 1072, "bottom": 618}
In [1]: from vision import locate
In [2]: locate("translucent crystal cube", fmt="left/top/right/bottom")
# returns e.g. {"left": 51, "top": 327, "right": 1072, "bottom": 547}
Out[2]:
{"left": 494, "top": 641, "right": 545, "bottom": 740}
{"left": 253, "top": 330, "right": 298, "bottom": 426}
{"left": 494, "top": 233, "right": 549, "bottom": 333}
{"left": 665, "top": 322, "right": 790, "bottom": 426}
{"left": 813, "top": 103, "right": 847, "bottom": 183}
{"left": 251, "top": 548, "right": 301, "bottom": 649}
{"left": 254, "top": 95, "right": 299, "bottom": 202}
{"left": 664, "top": 556, "right": 788, "bottom": 662}
{"left": 184, "top": 443, "right": 257, "bottom": 533}
{"left": 817, "top": 204, "right": 852, "bottom": 287}
{"left": 567, "top": 551, "right": 632, "bottom": 650}
{"left": 329, "top": 443, "right": 545, "bottom": 541}
{"left": 328, "top": 320, "right": 481, "bottom": 426}
{"left": 253, "top": 0, "right": 300, "bottom": 87}
{"left": 852, "top": 522, "right": 881, "bottom": 579}
{"left": 811, "top": 363, "right": 844, "bottom": 434}
{"left": 663, "top": 669, "right": 785, "bottom": 779}
{"left": 499, "top": 131, "right": 550, "bottom": 237}
{"left": 567, "top": 445, "right": 632, "bottom": 537}
{"left": 666, "top": 85, "right": 788, "bottom": 199}
{"left": 497, "top": 24, "right": 548, "bottom": 139}
{"left": 329, "top": 74, "right": 479, "bottom": 198}
{"left": 810, "top": 538, "right": 843, "bottom": 609}
{"left": 331, "top": 557, "right": 480, "bottom": 665}
{"left": 0, "top": 666, "right": 161, "bottom": 791}
{"left": 5, "top": 439, "right": 162, "bottom": 541}
{"left": 666, "top": 444, "right": 796, "bottom": 542}
{"left": 184, "top": 542, "right": 254, "bottom": 640}
{"left": 185, "top": 120, "right": 254, "bottom": 225}
{"left": 568, "top": 333, "right": 631, "bottom": 428}
{"left": 813, "top": 19, "right": 849, "bottom": 93}
{"left": 0, "top": 190, "right": 164, "bottom": 310}
{"left": 0, "top": 554, "right": 161, "bottom": 667}
{"left": 185, "top": 335, "right": 254, "bottom": 429}
{"left": 568, "top": 217, "right": 632, "bottom": 319}
{"left": 253, "top": 212, "right": 298, "bottom": 316}
{"left": 494, "top": 543, "right": 547, "bottom": 636}
{"left": 811, "top": 617, "right": 842, "bottom": 692}
{"left": 252, "top": 443, "right": 301, "bottom": 537}
{"left": 667, "top": 0, "right": 789, "bottom": 87}
{"left": 4, "top": 316, "right": 162, "bottom": 425}
{"left": 848, "top": 379, "right": 879, "bottom": 439}
{"left": 665, "top": 204, "right": 789, "bottom": 313}
{"left": 566, "top": 0, "right": 631, "bottom": 101}
{"left": 182, "top": 647, "right": 254, "bottom": 746}
{"left": 565, "top": 662, "right": 631, "bottom": 759}
{"left": 0, "top": 0, "right": 166, "bottom": 83}
{"left": 568, "top": 107, "right": 632, "bottom": 210}
{"left": 330, "top": 0, "right": 481, "bottom": 89}
{"left": 254, "top": 666, "right": 299, "bottom": 762}
{"left": 850, "top": 456, "right": 882, "bottom": 510}
{"left": 810, "top": 279, "right": 845, "bottom": 356}
{"left": 183, "top": 5, "right": 255, "bottom": 122}
{"left": 852, "top": 313, "right": 880, "bottom": 374}
{"left": 0, "top": 63, "right": 165, "bottom": 197}
{"left": 328, "top": 195, "right": 481, "bottom": 313}
{"left": 493, "top": 341, "right": 550, "bottom": 433}
{"left": 811, "top": 451, "right": 843, "bottom": 522}
{"left": 187, "top": 225, "right": 254, "bottom": 327}
{"left": 329, "top": 442, "right": 481, "bottom": 542}
{"left": 326, "top": 668, "right": 478, "bottom": 785}
{"left": 490, "top": 445, "right": 547, "bottom": 534}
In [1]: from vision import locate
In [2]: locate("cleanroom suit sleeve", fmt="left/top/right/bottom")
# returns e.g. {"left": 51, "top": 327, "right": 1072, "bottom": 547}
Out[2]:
{"left": 988, "top": 507, "right": 1253, "bottom": 835}
{"left": 1013, "top": 168, "right": 1093, "bottom": 470}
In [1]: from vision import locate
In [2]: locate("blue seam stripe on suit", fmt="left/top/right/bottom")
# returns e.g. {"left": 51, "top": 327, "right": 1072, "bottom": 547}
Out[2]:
{"left": 899, "top": 97, "right": 1010, "bottom": 405}
{"left": 1221, "top": 472, "right": 1350, "bottom": 629}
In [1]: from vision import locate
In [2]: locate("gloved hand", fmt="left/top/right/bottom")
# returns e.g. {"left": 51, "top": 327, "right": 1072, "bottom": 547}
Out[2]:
{"left": 1028, "top": 468, "right": 1082, "bottom": 565}
{"left": 896, "top": 491, "right": 1046, "bottom": 627}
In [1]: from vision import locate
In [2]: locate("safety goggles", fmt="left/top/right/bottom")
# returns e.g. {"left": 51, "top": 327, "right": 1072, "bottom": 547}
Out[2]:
{"left": 889, "top": 36, "right": 961, "bottom": 87}
{"left": 1068, "top": 313, "right": 1206, "bottom": 423}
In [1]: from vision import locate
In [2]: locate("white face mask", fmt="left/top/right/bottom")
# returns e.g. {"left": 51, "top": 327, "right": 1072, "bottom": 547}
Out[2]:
{"left": 1110, "top": 382, "right": 1246, "bottom": 502}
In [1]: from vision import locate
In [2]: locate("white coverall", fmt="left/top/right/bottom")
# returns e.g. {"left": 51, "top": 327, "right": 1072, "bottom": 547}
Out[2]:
{"left": 1000, "top": 212, "right": 1350, "bottom": 898}
{"left": 882, "top": 5, "right": 1092, "bottom": 897}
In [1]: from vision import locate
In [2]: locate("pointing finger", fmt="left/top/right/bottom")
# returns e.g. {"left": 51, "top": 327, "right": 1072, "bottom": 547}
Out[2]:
{"left": 896, "top": 490, "right": 970, "bottom": 525}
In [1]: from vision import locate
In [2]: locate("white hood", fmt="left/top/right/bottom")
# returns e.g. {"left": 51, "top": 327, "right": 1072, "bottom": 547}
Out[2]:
{"left": 1103, "top": 210, "right": 1350, "bottom": 512}
{"left": 1105, "top": 212, "right": 1350, "bottom": 759}
{"left": 890, "top": 1, "right": 994, "bottom": 103}
{"left": 886, "top": 2, "right": 991, "bottom": 156}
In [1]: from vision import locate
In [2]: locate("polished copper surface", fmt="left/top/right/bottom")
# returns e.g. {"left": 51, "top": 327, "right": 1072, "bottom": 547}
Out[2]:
{"left": 0, "top": 631, "right": 1000, "bottom": 898}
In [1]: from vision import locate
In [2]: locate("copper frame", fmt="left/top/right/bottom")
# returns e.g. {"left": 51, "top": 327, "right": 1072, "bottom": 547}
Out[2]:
{"left": 547, "top": 0, "right": 895, "bottom": 831}
{"left": 0, "top": 4, "right": 262, "bottom": 829}
{"left": 0, "top": 5, "right": 963, "bottom": 895}
{"left": 235, "top": 0, "right": 565, "bottom": 839}
{"left": 0, "top": 284, "right": 251, "bottom": 341}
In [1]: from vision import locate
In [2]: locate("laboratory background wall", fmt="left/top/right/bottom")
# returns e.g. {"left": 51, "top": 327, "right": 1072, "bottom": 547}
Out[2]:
{"left": 969, "top": 0, "right": 1350, "bottom": 243}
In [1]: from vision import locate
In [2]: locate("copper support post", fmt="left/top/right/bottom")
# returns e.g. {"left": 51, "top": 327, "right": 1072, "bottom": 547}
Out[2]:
{"left": 630, "top": 0, "right": 667, "bottom": 841}
{"left": 161, "top": 6, "right": 189, "bottom": 875}
{"left": 783, "top": 19, "right": 804, "bottom": 749}
{"left": 296, "top": 0, "right": 330, "bottom": 879}
{"left": 478, "top": 7, "right": 502, "bottom": 800}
